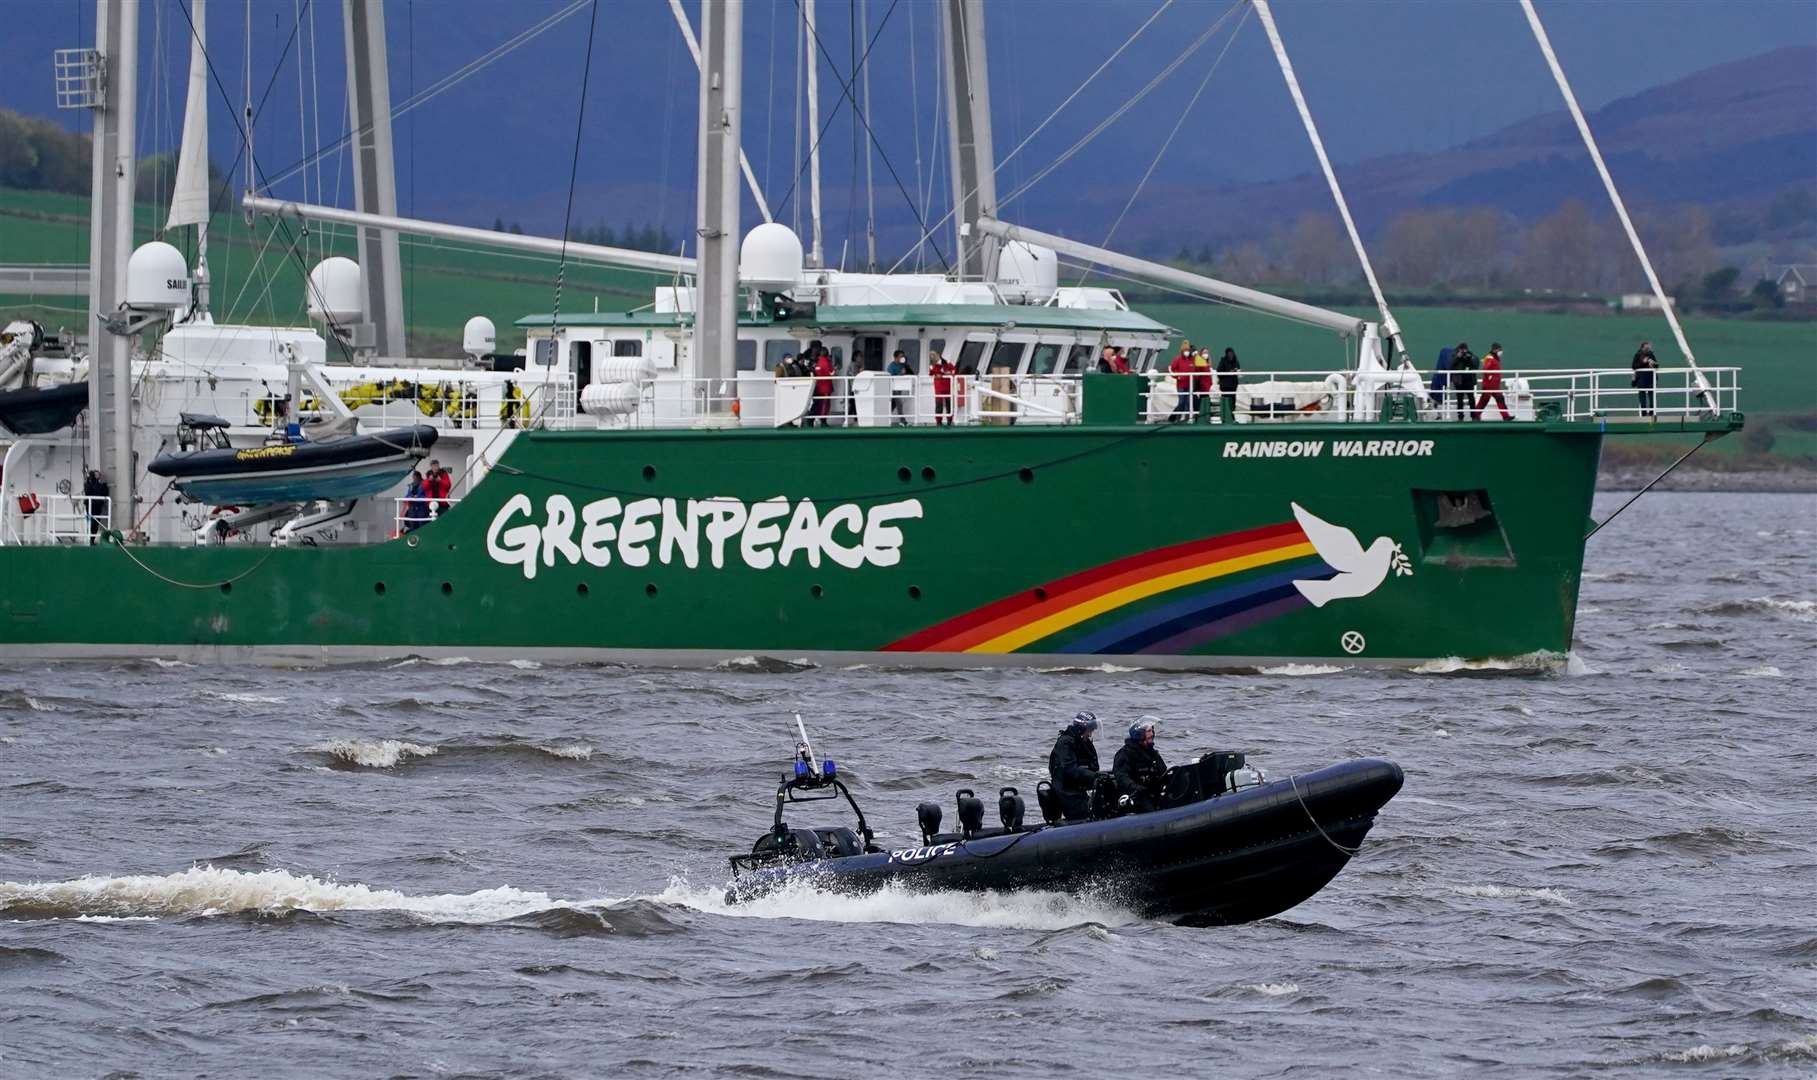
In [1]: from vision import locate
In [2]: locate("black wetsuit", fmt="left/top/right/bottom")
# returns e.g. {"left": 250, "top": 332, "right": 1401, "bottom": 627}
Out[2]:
{"left": 1048, "top": 731, "right": 1101, "bottom": 821}
{"left": 1113, "top": 741, "right": 1168, "bottom": 813}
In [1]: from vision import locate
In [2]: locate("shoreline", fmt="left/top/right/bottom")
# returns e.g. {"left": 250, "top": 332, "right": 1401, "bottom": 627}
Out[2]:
{"left": 1598, "top": 467, "right": 1817, "bottom": 494}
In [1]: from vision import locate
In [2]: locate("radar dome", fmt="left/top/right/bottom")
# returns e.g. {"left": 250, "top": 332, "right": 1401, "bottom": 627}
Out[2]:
{"left": 124, "top": 241, "right": 190, "bottom": 309}
{"left": 306, "top": 257, "right": 363, "bottom": 323}
{"left": 995, "top": 240, "right": 1057, "bottom": 303}
{"left": 740, "top": 223, "right": 805, "bottom": 289}
{"left": 463, "top": 316, "right": 497, "bottom": 359}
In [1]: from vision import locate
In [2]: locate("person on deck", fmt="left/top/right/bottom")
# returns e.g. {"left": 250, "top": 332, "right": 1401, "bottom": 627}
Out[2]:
{"left": 1632, "top": 340, "right": 1659, "bottom": 418}
{"left": 1113, "top": 716, "right": 1169, "bottom": 813}
{"left": 811, "top": 349, "right": 836, "bottom": 427}
{"left": 930, "top": 351, "right": 957, "bottom": 426}
{"left": 1474, "top": 343, "right": 1512, "bottom": 421}
{"left": 1168, "top": 348, "right": 1196, "bottom": 422}
{"left": 401, "top": 470, "right": 430, "bottom": 532}
{"left": 82, "top": 469, "right": 109, "bottom": 542}
{"left": 1216, "top": 347, "right": 1242, "bottom": 420}
{"left": 1048, "top": 711, "right": 1107, "bottom": 822}
{"left": 1431, "top": 345, "right": 1454, "bottom": 418}
{"left": 424, "top": 460, "right": 452, "bottom": 518}
{"left": 887, "top": 349, "right": 913, "bottom": 426}
{"left": 1106, "top": 346, "right": 1132, "bottom": 375}
{"left": 1449, "top": 342, "right": 1478, "bottom": 420}
{"left": 1192, "top": 349, "right": 1214, "bottom": 421}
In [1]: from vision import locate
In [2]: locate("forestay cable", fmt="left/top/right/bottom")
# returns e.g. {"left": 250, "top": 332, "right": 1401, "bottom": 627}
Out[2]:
{"left": 1517, "top": 0, "right": 1715, "bottom": 411}
{"left": 1251, "top": 0, "right": 1404, "bottom": 365}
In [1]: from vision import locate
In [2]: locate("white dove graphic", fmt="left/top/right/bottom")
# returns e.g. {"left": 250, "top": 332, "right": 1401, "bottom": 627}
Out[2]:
{"left": 1290, "top": 502, "right": 1401, "bottom": 608}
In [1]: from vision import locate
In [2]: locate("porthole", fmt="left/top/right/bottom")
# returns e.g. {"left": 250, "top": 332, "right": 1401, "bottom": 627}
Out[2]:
{"left": 921, "top": 466, "right": 937, "bottom": 482}
{"left": 576, "top": 583, "right": 590, "bottom": 598}
{"left": 374, "top": 582, "right": 387, "bottom": 595}
{"left": 897, "top": 466, "right": 912, "bottom": 483}
{"left": 642, "top": 465, "right": 657, "bottom": 481}
{"left": 1035, "top": 587, "right": 1049, "bottom": 602}
{"left": 441, "top": 582, "right": 454, "bottom": 596}
{"left": 1019, "top": 467, "right": 1035, "bottom": 483}
{"left": 908, "top": 586, "right": 922, "bottom": 600}
{"left": 810, "top": 584, "right": 825, "bottom": 599}
{"left": 645, "top": 583, "right": 658, "bottom": 598}
{"left": 219, "top": 582, "right": 232, "bottom": 596}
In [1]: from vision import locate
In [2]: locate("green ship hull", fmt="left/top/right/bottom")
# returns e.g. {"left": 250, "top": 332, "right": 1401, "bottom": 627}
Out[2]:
{"left": 2, "top": 418, "right": 1608, "bottom": 666}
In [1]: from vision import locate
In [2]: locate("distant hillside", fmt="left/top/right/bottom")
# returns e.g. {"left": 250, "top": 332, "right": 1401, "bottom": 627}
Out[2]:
{"left": 1027, "top": 46, "right": 1817, "bottom": 255}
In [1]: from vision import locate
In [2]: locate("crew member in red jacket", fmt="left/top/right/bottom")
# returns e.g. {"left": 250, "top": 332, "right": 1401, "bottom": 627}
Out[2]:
{"left": 1168, "top": 349, "right": 1196, "bottom": 422}
{"left": 930, "top": 351, "right": 957, "bottom": 426}
{"left": 425, "top": 459, "right": 453, "bottom": 518}
{"left": 811, "top": 348, "right": 836, "bottom": 427}
{"left": 1474, "top": 343, "right": 1511, "bottom": 421}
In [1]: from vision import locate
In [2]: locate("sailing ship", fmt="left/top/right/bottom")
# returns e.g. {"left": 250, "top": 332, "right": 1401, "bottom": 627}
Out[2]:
{"left": 0, "top": 0, "right": 1740, "bottom": 666}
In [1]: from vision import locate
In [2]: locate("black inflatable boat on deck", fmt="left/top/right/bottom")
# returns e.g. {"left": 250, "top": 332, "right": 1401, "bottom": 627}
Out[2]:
{"left": 726, "top": 746, "right": 1404, "bottom": 926}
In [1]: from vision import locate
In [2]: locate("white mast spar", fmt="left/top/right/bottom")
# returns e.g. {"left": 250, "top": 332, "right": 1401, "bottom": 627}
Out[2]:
{"left": 84, "top": 0, "right": 139, "bottom": 509}
{"left": 693, "top": 0, "right": 745, "bottom": 405}
{"left": 940, "top": 0, "right": 997, "bottom": 281}
{"left": 1250, "top": 0, "right": 1404, "bottom": 367}
{"left": 1517, "top": 0, "right": 1716, "bottom": 411}
{"left": 665, "top": 0, "right": 773, "bottom": 225}
{"left": 803, "top": 0, "right": 824, "bottom": 266}
{"left": 168, "top": 0, "right": 211, "bottom": 320}
{"left": 342, "top": 0, "right": 406, "bottom": 359}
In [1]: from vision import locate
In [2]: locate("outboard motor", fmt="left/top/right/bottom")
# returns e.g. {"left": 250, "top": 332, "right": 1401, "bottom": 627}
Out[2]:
{"left": 916, "top": 802, "right": 943, "bottom": 845}
{"left": 1034, "top": 780, "right": 1061, "bottom": 825}
{"left": 998, "top": 787, "right": 1025, "bottom": 831}
{"left": 955, "top": 790, "right": 986, "bottom": 839}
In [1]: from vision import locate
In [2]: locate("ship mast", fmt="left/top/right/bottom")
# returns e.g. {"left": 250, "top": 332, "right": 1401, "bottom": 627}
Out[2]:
{"left": 167, "top": 0, "right": 212, "bottom": 320}
{"left": 693, "top": 0, "right": 745, "bottom": 401}
{"left": 83, "top": 0, "right": 138, "bottom": 505}
{"left": 342, "top": 0, "right": 407, "bottom": 359}
{"left": 939, "top": 0, "right": 997, "bottom": 281}
{"left": 803, "top": 0, "right": 824, "bottom": 266}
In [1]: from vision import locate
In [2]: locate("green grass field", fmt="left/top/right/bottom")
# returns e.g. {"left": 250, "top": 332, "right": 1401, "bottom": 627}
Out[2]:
{"left": 0, "top": 187, "right": 661, "bottom": 352}
{"left": 5, "top": 186, "right": 1812, "bottom": 462}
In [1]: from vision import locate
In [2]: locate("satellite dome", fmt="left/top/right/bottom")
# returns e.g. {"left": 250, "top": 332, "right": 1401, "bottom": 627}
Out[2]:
{"left": 124, "top": 241, "right": 190, "bottom": 309}
{"left": 306, "top": 257, "right": 363, "bottom": 323}
{"left": 995, "top": 240, "right": 1057, "bottom": 303}
{"left": 740, "top": 223, "right": 805, "bottom": 289}
{"left": 463, "top": 315, "right": 497, "bottom": 359}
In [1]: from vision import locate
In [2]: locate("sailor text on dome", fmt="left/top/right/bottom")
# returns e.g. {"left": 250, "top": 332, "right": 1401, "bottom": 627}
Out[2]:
{"left": 486, "top": 493, "right": 924, "bottom": 578}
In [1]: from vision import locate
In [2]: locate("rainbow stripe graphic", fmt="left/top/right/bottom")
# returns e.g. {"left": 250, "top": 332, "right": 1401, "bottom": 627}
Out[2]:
{"left": 886, "top": 521, "right": 1337, "bottom": 656}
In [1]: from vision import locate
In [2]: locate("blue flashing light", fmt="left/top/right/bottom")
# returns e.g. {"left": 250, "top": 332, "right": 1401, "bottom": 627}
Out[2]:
{"left": 794, "top": 759, "right": 810, "bottom": 779}
{"left": 823, "top": 760, "right": 836, "bottom": 778}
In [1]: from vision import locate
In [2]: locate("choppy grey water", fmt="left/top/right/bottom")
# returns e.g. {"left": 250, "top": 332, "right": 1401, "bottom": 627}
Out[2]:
{"left": 2, "top": 491, "right": 1813, "bottom": 1078}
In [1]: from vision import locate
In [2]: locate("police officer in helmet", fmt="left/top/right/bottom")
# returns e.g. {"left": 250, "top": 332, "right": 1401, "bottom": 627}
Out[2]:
{"left": 1048, "top": 711, "right": 1108, "bottom": 821}
{"left": 1114, "top": 716, "right": 1168, "bottom": 813}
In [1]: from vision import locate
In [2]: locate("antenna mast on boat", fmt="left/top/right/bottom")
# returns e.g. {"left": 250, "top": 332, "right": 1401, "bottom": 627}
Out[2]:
{"left": 803, "top": 0, "right": 825, "bottom": 266}
{"left": 1250, "top": 0, "right": 1404, "bottom": 367}
{"left": 168, "top": 0, "right": 211, "bottom": 320}
{"left": 342, "top": 0, "right": 407, "bottom": 359}
{"left": 1516, "top": 0, "right": 1717, "bottom": 412}
{"left": 72, "top": 0, "right": 138, "bottom": 502}
{"left": 940, "top": 0, "right": 997, "bottom": 281}
{"left": 693, "top": 0, "right": 745, "bottom": 403}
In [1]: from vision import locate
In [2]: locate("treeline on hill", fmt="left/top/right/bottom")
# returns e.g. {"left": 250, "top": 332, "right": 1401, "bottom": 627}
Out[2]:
{"left": 0, "top": 107, "right": 229, "bottom": 210}
{"left": 1168, "top": 197, "right": 1817, "bottom": 315}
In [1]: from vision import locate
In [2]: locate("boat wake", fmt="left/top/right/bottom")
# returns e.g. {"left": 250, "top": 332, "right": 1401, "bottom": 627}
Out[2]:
{"left": 648, "top": 877, "right": 1142, "bottom": 931}
{"left": 0, "top": 866, "right": 1139, "bottom": 933}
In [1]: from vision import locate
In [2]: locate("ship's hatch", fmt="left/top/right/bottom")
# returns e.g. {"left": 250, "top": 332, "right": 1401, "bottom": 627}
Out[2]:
{"left": 1411, "top": 489, "right": 1516, "bottom": 566}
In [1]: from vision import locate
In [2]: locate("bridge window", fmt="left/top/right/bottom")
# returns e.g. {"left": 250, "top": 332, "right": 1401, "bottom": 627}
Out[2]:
{"left": 533, "top": 339, "right": 556, "bottom": 366}
{"left": 1065, "top": 344, "right": 1093, "bottom": 374}
{"left": 1029, "top": 343, "right": 1062, "bottom": 375}
{"left": 989, "top": 340, "right": 1027, "bottom": 373}
{"left": 736, "top": 340, "right": 758, "bottom": 371}
{"left": 957, "top": 340, "right": 986, "bottom": 374}
{"left": 612, "top": 339, "right": 643, "bottom": 358}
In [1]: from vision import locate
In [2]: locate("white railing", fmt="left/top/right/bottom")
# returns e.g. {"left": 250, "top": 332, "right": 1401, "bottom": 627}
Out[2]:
{"left": 1508, "top": 367, "right": 1738, "bottom": 421}
{"left": 229, "top": 375, "right": 574, "bottom": 433}
{"left": 392, "top": 496, "right": 461, "bottom": 538}
{"left": 558, "top": 366, "right": 1739, "bottom": 431}
{"left": 2, "top": 493, "right": 110, "bottom": 546}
